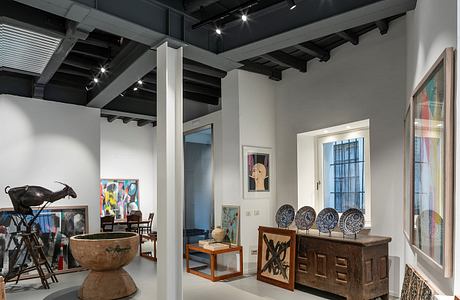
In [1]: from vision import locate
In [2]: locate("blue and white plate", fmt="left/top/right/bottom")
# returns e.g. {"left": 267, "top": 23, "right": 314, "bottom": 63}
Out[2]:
{"left": 339, "top": 208, "right": 365, "bottom": 235}
{"left": 275, "top": 204, "right": 295, "bottom": 228}
{"left": 295, "top": 206, "right": 316, "bottom": 230}
{"left": 316, "top": 208, "right": 339, "bottom": 233}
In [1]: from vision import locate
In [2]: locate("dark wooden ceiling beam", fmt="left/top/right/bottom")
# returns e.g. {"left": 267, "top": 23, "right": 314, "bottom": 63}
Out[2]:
{"left": 375, "top": 20, "right": 389, "bottom": 35}
{"left": 137, "top": 86, "right": 219, "bottom": 105}
{"left": 62, "top": 56, "right": 96, "bottom": 70}
{"left": 183, "top": 58, "right": 227, "bottom": 78}
{"left": 137, "top": 119, "right": 152, "bottom": 127}
{"left": 336, "top": 30, "right": 359, "bottom": 45}
{"left": 239, "top": 61, "right": 282, "bottom": 81}
{"left": 34, "top": 21, "right": 90, "bottom": 97}
{"left": 122, "top": 117, "right": 133, "bottom": 124}
{"left": 71, "top": 43, "right": 110, "bottom": 61}
{"left": 142, "top": 80, "right": 220, "bottom": 98}
{"left": 294, "top": 42, "right": 330, "bottom": 62}
{"left": 107, "top": 115, "right": 118, "bottom": 122}
{"left": 262, "top": 51, "right": 307, "bottom": 72}
{"left": 183, "top": 70, "right": 221, "bottom": 88}
{"left": 56, "top": 66, "right": 91, "bottom": 79}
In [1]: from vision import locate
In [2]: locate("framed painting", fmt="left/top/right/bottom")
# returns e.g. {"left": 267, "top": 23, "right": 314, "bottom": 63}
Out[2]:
{"left": 221, "top": 206, "right": 240, "bottom": 245}
{"left": 0, "top": 206, "right": 88, "bottom": 278}
{"left": 100, "top": 179, "right": 139, "bottom": 220}
{"left": 410, "top": 47, "right": 454, "bottom": 278}
{"left": 243, "top": 146, "right": 273, "bottom": 199}
{"left": 257, "top": 226, "right": 296, "bottom": 291}
{"left": 403, "top": 104, "right": 412, "bottom": 241}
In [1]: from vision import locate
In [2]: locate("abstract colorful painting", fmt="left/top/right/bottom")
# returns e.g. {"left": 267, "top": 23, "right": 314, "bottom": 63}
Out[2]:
{"left": 100, "top": 179, "right": 139, "bottom": 220}
{"left": 222, "top": 206, "right": 240, "bottom": 245}
{"left": 243, "top": 146, "right": 273, "bottom": 199}
{"left": 410, "top": 48, "right": 454, "bottom": 277}
{"left": 0, "top": 206, "right": 87, "bottom": 277}
{"left": 257, "top": 226, "right": 296, "bottom": 290}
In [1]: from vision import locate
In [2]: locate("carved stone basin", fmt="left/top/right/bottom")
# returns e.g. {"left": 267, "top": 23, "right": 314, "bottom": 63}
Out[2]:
{"left": 70, "top": 232, "right": 139, "bottom": 300}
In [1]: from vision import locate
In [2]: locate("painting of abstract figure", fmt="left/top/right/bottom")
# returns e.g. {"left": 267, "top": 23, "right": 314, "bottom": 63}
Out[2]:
{"left": 222, "top": 206, "right": 240, "bottom": 245}
{"left": 243, "top": 146, "right": 273, "bottom": 199}
{"left": 100, "top": 179, "right": 139, "bottom": 220}
{"left": 0, "top": 206, "right": 87, "bottom": 278}
{"left": 257, "top": 226, "right": 296, "bottom": 290}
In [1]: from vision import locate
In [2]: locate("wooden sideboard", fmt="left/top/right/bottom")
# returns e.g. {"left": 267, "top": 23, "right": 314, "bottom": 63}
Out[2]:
{"left": 295, "top": 232, "right": 391, "bottom": 300}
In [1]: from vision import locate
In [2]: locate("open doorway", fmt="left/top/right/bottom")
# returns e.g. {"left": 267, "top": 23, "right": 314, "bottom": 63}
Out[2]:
{"left": 184, "top": 125, "right": 214, "bottom": 248}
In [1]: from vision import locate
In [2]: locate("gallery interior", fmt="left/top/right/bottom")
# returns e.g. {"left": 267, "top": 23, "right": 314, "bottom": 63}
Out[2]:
{"left": 0, "top": 0, "right": 459, "bottom": 299}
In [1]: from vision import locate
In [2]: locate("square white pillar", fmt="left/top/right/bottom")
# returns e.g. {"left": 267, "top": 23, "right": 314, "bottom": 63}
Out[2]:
{"left": 156, "top": 42, "right": 184, "bottom": 300}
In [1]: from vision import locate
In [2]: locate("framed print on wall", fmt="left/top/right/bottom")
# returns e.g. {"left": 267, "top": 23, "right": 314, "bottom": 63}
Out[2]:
{"left": 403, "top": 104, "right": 412, "bottom": 242}
{"left": 221, "top": 206, "right": 240, "bottom": 245}
{"left": 257, "top": 226, "right": 296, "bottom": 290}
{"left": 243, "top": 146, "right": 273, "bottom": 199}
{"left": 410, "top": 47, "right": 454, "bottom": 278}
{"left": 100, "top": 179, "right": 139, "bottom": 220}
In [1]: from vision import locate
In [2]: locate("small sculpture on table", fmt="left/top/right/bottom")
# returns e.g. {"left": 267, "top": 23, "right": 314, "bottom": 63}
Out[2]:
{"left": 3, "top": 182, "right": 77, "bottom": 289}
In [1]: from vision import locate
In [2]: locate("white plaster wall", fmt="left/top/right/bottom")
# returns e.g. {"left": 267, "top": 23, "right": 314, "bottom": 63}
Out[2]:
{"left": 405, "top": 0, "right": 457, "bottom": 294}
{"left": 275, "top": 18, "right": 406, "bottom": 295}
{"left": 0, "top": 94, "right": 101, "bottom": 233}
{"left": 100, "top": 119, "right": 157, "bottom": 226}
{"left": 221, "top": 70, "right": 277, "bottom": 267}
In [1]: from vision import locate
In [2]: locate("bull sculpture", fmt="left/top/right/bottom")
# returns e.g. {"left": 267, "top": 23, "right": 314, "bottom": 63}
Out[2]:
{"left": 4, "top": 182, "right": 77, "bottom": 216}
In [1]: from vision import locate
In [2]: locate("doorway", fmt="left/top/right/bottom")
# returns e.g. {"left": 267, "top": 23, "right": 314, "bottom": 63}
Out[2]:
{"left": 184, "top": 125, "right": 214, "bottom": 247}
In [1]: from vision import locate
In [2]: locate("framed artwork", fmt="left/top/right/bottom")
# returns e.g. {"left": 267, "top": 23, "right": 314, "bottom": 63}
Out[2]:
{"left": 403, "top": 104, "right": 412, "bottom": 241}
{"left": 410, "top": 47, "right": 454, "bottom": 278}
{"left": 243, "top": 146, "right": 273, "bottom": 199}
{"left": 100, "top": 179, "right": 139, "bottom": 220}
{"left": 221, "top": 206, "right": 240, "bottom": 245}
{"left": 257, "top": 226, "right": 296, "bottom": 291}
{"left": 0, "top": 206, "right": 88, "bottom": 278}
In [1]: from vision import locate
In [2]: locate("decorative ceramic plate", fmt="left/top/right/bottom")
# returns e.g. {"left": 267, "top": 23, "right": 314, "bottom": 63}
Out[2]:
{"left": 295, "top": 206, "right": 316, "bottom": 230}
{"left": 316, "top": 208, "right": 339, "bottom": 233}
{"left": 275, "top": 204, "right": 295, "bottom": 228}
{"left": 339, "top": 208, "right": 365, "bottom": 235}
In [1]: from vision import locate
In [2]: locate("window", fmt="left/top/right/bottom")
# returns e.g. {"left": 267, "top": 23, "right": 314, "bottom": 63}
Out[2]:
{"left": 316, "top": 128, "right": 371, "bottom": 226}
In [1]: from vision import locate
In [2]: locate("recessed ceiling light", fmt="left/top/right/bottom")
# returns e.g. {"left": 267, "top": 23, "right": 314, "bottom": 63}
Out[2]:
{"left": 93, "top": 78, "right": 99, "bottom": 83}
{"left": 286, "top": 0, "right": 296, "bottom": 10}
{"left": 137, "top": 80, "right": 143, "bottom": 85}
{"left": 346, "top": 126, "right": 351, "bottom": 130}
{"left": 120, "top": 93, "right": 124, "bottom": 97}
{"left": 100, "top": 67, "right": 106, "bottom": 73}
{"left": 241, "top": 14, "right": 248, "bottom": 22}
{"left": 323, "top": 130, "right": 328, "bottom": 134}
{"left": 215, "top": 28, "right": 222, "bottom": 35}
{"left": 133, "top": 87, "right": 138, "bottom": 91}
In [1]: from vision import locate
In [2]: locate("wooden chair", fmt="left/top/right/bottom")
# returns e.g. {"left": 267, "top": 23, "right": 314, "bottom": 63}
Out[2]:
{"left": 126, "top": 214, "right": 141, "bottom": 234}
{"left": 139, "top": 212, "right": 154, "bottom": 234}
{"left": 100, "top": 215, "right": 115, "bottom": 232}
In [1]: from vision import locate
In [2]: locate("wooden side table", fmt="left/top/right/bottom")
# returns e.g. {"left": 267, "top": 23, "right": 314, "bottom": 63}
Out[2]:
{"left": 186, "top": 244, "right": 243, "bottom": 282}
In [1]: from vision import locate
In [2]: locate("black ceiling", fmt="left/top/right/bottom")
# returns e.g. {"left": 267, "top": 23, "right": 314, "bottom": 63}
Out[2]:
{"left": 0, "top": 0, "right": 416, "bottom": 125}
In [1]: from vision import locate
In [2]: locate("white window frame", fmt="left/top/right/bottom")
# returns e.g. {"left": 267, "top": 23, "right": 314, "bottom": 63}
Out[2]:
{"left": 315, "top": 128, "right": 372, "bottom": 227}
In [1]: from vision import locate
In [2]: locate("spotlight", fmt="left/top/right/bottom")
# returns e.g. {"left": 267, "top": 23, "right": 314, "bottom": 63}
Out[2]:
{"left": 215, "top": 28, "right": 222, "bottom": 35}
{"left": 241, "top": 14, "right": 248, "bottom": 22}
{"left": 100, "top": 67, "right": 106, "bottom": 73}
{"left": 286, "top": 0, "right": 296, "bottom": 10}
{"left": 137, "top": 80, "right": 143, "bottom": 85}
{"left": 120, "top": 93, "right": 125, "bottom": 97}
{"left": 93, "top": 78, "right": 99, "bottom": 83}
{"left": 133, "top": 87, "right": 138, "bottom": 91}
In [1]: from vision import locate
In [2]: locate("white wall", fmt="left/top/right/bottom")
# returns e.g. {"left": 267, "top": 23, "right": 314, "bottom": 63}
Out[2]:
{"left": 405, "top": 0, "right": 457, "bottom": 294}
{"left": 0, "top": 94, "right": 101, "bottom": 233}
{"left": 100, "top": 119, "right": 157, "bottom": 226}
{"left": 275, "top": 18, "right": 406, "bottom": 295}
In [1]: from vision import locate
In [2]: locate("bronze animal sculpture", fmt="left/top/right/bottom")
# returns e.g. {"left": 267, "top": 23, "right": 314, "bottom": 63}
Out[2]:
{"left": 4, "top": 182, "right": 77, "bottom": 215}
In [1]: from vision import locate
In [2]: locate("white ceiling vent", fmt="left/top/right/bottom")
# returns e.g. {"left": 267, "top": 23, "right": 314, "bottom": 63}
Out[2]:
{"left": 0, "top": 23, "right": 61, "bottom": 75}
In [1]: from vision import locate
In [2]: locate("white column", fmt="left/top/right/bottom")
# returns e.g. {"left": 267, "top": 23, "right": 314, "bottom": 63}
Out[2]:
{"left": 156, "top": 42, "right": 184, "bottom": 300}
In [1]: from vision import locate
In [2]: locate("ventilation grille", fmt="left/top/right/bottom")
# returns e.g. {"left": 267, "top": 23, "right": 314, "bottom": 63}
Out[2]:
{"left": 0, "top": 24, "right": 61, "bottom": 75}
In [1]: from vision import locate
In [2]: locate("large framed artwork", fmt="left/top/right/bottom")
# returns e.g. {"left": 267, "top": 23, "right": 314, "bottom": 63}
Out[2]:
{"left": 0, "top": 206, "right": 88, "bottom": 278}
{"left": 257, "top": 226, "right": 296, "bottom": 291}
{"left": 221, "top": 206, "right": 240, "bottom": 245}
{"left": 403, "top": 104, "right": 412, "bottom": 241}
{"left": 410, "top": 47, "right": 454, "bottom": 278}
{"left": 243, "top": 146, "right": 273, "bottom": 199}
{"left": 100, "top": 179, "right": 139, "bottom": 220}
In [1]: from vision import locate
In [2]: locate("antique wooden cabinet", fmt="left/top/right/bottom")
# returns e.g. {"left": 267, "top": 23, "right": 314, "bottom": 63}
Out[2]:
{"left": 295, "top": 233, "right": 391, "bottom": 300}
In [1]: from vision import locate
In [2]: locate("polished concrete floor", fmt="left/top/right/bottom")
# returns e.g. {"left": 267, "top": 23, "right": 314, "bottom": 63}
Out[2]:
{"left": 5, "top": 256, "right": 341, "bottom": 300}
